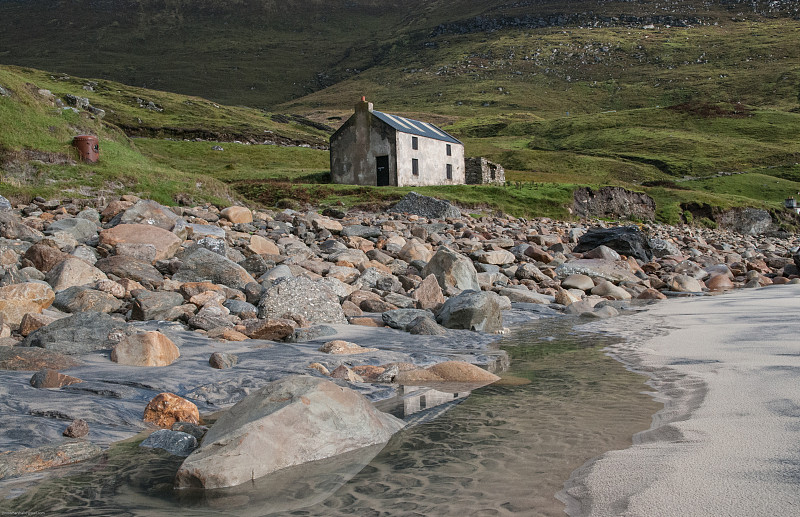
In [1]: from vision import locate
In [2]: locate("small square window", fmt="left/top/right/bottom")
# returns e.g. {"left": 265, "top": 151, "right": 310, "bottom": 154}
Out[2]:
{"left": 412, "top": 136, "right": 418, "bottom": 150}
{"left": 412, "top": 158, "right": 419, "bottom": 176}
{"left": 446, "top": 144, "right": 452, "bottom": 156}
{"left": 446, "top": 163, "right": 453, "bottom": 180}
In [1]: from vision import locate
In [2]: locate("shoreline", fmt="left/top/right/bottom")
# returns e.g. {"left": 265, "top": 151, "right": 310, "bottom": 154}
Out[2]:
{"left": 558, "top": 284, "right": 800, "bottom": 516}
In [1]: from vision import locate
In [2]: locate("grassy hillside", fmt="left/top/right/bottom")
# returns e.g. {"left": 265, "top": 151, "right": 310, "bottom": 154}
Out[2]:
{"left": 3, "top": 63, "right": 800, "bottom": 223}
{"left": 2, "top": 0, "right": 800, "bottom": 223}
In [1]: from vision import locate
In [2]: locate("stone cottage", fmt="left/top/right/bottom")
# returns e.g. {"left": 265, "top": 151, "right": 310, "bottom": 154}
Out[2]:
{"left": 330, "top": 98, "right": 465, "bottom": 187}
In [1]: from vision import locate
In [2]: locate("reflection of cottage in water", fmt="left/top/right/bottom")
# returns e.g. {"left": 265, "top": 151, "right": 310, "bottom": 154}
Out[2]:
{"left": 403, "top": 386, "right": 469, "bottom": 416}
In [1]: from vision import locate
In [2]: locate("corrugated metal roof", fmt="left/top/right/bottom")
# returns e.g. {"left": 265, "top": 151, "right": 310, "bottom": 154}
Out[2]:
{"left": 372, "top": 110, "right": 462, "bottom": 145}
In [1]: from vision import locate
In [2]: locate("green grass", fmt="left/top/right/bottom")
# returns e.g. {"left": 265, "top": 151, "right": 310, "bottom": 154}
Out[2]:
{"left": 134, "top": 139, "right": 330, "bottom": 183}
{"left": 0, "top": 66, "right": 235, "bottom": 205}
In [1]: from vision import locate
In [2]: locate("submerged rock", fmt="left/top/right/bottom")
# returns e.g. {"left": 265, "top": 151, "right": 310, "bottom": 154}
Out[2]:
{"left": 140, "top": 429, "right": 198, "bottom": 457}
{"left": 174, "top": 375, "right": 405, "bottom": 489}
{"left": 0, "top": 442, "right": 102, "bottom": 480}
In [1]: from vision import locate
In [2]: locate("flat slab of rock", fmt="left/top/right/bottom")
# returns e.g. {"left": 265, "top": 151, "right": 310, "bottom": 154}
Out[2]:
{"left": 175, "top": 375, "right": 405, "bottom": 489}
{"left": 95, "top": 255, "right": 165, "bottom": 288}
{"left": 395, "top": 361, "right": 500, "bottom": 384}
{"left": 45, "top": 257, "right": 107, "bottom": 292}
{"left": 21, "top": 311, "right": 131, "bottom": 355}
{"left": 0, "top": 442, "right": 102, "bottom": 480}
{"left": 99, "top": 223, "right": 182, "bottom": 262}
{"left": 0, "top": 347, "right": 80, "bottom": 371}
{"left": 555, "top": 259, "right": 641, "bottom": 284}
{"left": 53, "top": 286, "right": 123, "bottom": 314}
{"left": 498, "top": 287, "right": 553, "bottom": 304}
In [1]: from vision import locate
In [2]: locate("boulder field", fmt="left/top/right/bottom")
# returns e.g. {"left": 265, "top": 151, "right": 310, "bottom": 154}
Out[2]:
{"left": 0, "top": 191, "right": 798, "bottom": 485}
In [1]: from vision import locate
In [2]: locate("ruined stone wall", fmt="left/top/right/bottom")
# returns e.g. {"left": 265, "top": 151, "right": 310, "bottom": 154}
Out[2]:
{"left": 465, "top": 157, "right": 505, "bottom": 185}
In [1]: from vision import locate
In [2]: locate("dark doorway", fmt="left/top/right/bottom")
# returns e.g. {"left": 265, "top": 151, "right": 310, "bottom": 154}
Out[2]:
{"left": 376, "top": 155, "right": 390, "bottom": 186}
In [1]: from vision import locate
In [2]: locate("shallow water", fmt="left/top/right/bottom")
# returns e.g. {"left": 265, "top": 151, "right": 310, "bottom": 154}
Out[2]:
{"left": 0, "top": 318, "right": 660, "bottom": 516}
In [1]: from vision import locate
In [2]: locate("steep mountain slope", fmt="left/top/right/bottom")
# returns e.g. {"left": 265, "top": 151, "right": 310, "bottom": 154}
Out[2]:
{"left": 1, "top": 0, "right": 797, "bottom": 109}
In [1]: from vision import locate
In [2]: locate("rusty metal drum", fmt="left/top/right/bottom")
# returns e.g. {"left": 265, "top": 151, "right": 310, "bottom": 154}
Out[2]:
{"left": 73, "top": 135, "right": 99, "bottom": 163}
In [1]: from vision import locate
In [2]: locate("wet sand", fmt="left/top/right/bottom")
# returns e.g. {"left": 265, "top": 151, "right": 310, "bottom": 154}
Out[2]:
{"left": 560, "top": 285, "right": 800, "bottom": 516}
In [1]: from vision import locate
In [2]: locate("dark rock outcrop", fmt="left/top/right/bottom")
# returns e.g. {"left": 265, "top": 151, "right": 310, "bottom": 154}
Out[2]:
{"left": 716, "top": 207, "right": 773, "bottom": 236}
{"left": 573, "top": 226, "right": 653, "bottom": 262}
{"left": 573, "top": 186, "right": 656, "bottom": 221}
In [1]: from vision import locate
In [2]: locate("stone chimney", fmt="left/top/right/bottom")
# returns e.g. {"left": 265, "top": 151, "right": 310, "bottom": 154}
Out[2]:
{"left": 355, "top": 96, "right": 373, "bottom": 113}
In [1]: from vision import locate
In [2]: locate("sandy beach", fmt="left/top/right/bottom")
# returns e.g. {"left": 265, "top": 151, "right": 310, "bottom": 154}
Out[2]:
{"left": 560, "top": 285, "right": 800, "bottom": 516}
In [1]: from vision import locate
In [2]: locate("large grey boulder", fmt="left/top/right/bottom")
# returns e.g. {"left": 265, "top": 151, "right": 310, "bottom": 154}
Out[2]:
{"left": 45, "top": 257, "right": 107, "bottom": 292}
{"left": 131, "top": 290, "right": 186, "bottom": 321}
{"left": 648, "top": 237, "right": 681, "bottom": 258}
{"left": 389, "top": 192, "right": 461, "bottom": 220}
{"left": 21, "top": 311, "right": 131, "bottom": 355}
{"left": 422, "top": 246, "right": 480, "bottom": 293}
{"left": 46, "top": 218, "right": 98, "bottom": 243}
{"left": 258, "top": 277, "right": 346, "bottom": 324}
{"left": 174, "top": 376, "right": 405, "bottom": 489}
{"left": 53, "top": 286, "right": 123, "bottom": 314}
{"left": 0, "top": 195, "right": 11, "bottom": 211}
{"left": 437, "top": 290, "right": 503, "bottom": 333}
{"left": 382, "top": 309, "right": 435, "bottom": 331}
{"left": 172, "top": 248, "right": 256, "bottom": 290}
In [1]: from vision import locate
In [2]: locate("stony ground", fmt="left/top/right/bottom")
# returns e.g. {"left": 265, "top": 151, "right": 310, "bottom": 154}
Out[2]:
{"left": 0, "top": 191, "right": 798, "bottom": 482}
